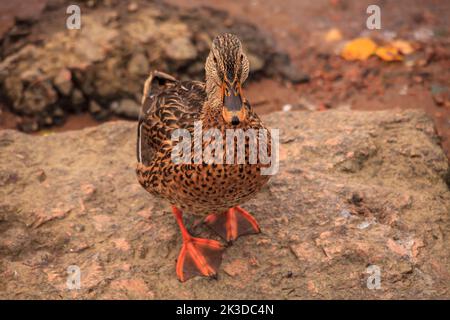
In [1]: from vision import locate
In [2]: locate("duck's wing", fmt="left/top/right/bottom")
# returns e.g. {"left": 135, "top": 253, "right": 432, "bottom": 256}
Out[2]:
{"left": 137, "top": 71, "right": 206, "bottom": 165}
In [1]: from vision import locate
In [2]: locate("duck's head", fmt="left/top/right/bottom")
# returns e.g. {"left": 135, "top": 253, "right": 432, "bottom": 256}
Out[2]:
{"left": 205, "top": 33, "right": 250, "bottom": 126}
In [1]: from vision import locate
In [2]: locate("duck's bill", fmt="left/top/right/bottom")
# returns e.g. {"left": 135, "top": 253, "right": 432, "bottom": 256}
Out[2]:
{"left": 222, "top": 81, "right": 246, "bottom": 125}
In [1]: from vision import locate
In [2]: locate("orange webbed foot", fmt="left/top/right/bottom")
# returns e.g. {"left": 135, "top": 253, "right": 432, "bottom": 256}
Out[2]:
{"left": 176, "top": 237, "right": 224, "bottom": 282}
{"left": 204, "top": 206, "right": 261, "bottom": 242}
{"left": 172, "top": 206, "right": 225, "bottom": 282}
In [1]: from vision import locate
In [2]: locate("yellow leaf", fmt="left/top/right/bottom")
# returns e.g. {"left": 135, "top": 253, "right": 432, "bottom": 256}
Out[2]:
{"left": 375, "top": 46, "right": 403, "bottom": 61}
{"left": 390, "top": 40, "right": 414, "bottom": 55}
{"left": 325, "top": 28, "right": 343, "bottom": 42}
{"left": 341, "top": 37, "right": 377, "bottom": 61}
{"left": 40, "top": 130, "right": 55, "bottom": 136}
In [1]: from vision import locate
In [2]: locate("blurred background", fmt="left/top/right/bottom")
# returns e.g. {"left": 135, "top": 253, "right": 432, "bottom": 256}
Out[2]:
{"left": 0, "top": 0, "right": 449, "bottom": 158}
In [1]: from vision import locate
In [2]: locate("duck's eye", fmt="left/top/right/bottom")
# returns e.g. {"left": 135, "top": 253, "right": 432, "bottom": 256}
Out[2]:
{"left": 213, "top": 56, "right": 217, "bottom": 64}
{"left": 240, "top": 54, "right": 244, "bottom": 61}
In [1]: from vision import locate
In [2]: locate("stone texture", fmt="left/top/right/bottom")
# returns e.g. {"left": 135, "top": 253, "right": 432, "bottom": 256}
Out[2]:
{"left": 0, "top": 1, "right": 295, "bottom": 131}
{"left": 0, "top": 109, "right": 449, "bottom": 299}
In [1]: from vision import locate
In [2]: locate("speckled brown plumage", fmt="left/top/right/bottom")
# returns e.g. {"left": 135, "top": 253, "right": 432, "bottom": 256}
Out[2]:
{"left": 136, "top": 72, "right": 270, "bottom": 214}
{"left": 136, "top": 56, "right": 272, "bottom": 214}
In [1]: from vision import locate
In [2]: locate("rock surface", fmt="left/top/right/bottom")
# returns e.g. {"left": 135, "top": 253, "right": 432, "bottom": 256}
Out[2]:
{"left": 0, "top": 109, "right": 449, "bottom": 299}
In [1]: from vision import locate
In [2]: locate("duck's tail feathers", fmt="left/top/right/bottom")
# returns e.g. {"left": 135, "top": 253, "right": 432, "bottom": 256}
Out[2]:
{"left": 141, "top": 70, "right": 177, "bottom": 105}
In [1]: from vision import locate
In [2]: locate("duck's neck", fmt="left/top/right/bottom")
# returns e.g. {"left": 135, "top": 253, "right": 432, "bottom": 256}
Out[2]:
{"left": 200, "top": 82, "right": 223, "bottom": 126}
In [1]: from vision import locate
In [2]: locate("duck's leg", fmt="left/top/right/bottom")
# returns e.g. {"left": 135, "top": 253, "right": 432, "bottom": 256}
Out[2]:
{"left": 204, "top": 206, "right": 261, "bottom": 242}
{"left": 172, "top": 206, "right": 224, "bottom": 282}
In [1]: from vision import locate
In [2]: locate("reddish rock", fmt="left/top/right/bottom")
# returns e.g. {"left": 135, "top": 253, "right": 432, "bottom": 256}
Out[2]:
{"left": 0, "top": 110, "right": 448, "bottom": 299}
{"left": 92, "top": 215, "right": 113, "bottom": 232}
{"left": 387, "top": 238, "right": 409, "bottom": 257}
{"left": 290, "top": 242, "right": 325, "bottom": 262}
{"left": 223, "top": 259, "right": 249, "bottom": 277}
{"left": 137, "top": 208, "right": 152, "bottom": 220}
{"left": 109, "top": 279, "right": 154, "bottom": 299}
{"left": 112, "top": 238, "right": 131, "bottom": 252}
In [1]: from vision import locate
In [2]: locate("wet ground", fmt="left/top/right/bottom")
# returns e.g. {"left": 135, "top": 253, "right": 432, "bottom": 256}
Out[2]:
{"left": 0, "top": 0, "right": 449, "bottom": 158}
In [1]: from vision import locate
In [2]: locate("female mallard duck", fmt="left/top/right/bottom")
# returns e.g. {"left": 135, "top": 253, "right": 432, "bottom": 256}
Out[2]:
{"left": 136, "top": 33, "right": 272, "bottom": 282}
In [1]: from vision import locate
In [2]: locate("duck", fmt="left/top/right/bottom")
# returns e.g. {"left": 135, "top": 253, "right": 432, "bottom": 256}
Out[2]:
{"left": 136, "top": 33, "right": 272, "bottom": 282}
